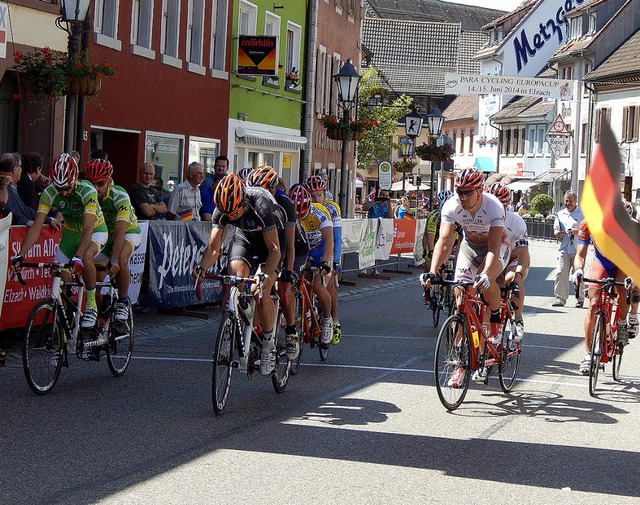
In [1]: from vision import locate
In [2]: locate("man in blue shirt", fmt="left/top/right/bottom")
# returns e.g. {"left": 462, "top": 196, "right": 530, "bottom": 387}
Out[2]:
{"left": 362, "top": 188, "right": 393, "bottom": 218}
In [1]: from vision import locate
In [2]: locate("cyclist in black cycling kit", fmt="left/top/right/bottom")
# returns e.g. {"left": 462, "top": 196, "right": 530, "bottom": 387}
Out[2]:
{"left": 197, "top": 173, "right": 287, "bottom": 376}
{"left": 247, "top": 165, "right": 302, "bottom": 360}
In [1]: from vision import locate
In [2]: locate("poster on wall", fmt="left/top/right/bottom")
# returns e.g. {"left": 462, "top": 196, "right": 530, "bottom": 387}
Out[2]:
{"left": 237, "top": 36, "right": 277, "bottom": 76}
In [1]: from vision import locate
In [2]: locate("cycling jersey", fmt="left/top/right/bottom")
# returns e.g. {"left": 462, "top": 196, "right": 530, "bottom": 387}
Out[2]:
{"left": 441, "top": 192, "right": 504, "bottom": 245}
{"left": 100, "top": 184, "right": 140, "bottom": 236}
{"left": 301, "top": 203, "right": 332, "bottom": 251}
{"left": 577, "top": 219, "right": 618, "bottom": 276}
{"left": 503, "top": 211, "right": 528, "bottom": 253}
{"left": 38, "top": 180, "right": 107, "bottom": 234}
{"left": 322, "top": 199, "right": 342, "bottom": 262}
{"left": 426, "top": 209, "right": 441, "bottom": 235}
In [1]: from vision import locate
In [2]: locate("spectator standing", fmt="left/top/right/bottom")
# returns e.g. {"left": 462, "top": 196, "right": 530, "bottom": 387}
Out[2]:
{"left": 200, "top": 172, "right": 226, "bottom": 221}
{"left": 17, "top": 152, "right": 45, "bottom": 210}
{"left": 0, "top": 153, "right": 62, "bottom": 229}
{"left": 167, "top": 162, "right": 204, "bottom": 220}
{"left": 553, "top": 190, "right": 584, "bottom": 307}
{"left": 362, "top": 188, "right": 393, "bottom": 218}
{"left": 129, "top": 163, "right": 167, "bottom": 220}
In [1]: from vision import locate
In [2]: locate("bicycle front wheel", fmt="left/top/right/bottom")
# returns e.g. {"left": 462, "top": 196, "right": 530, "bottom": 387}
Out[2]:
{"left": 290, "top": 294, "right": 304, "bottom": 375}
{"left": 272, "top": 311, "right": 291, "bottom": 393}
{"left": 434, "top": 314, "right": 470, "bottom": 410}
{"left": 212, "top": 312, "right": 235, "bottom": 415}
{"left": 106, "top": 300, "right": 134, "bottom": 377}
{"left": 612, "top": 342, "right": 624, "bottom": 381}
{"left": 589, "top": 313, "right": 605, "bottom": 396}
{"left": 432, "top": 291, "right": 442, "bottom": 327}
{"left": 499, "top": 313, "right": 520, "bottom": 393}
{"left": 23, "top": 300, "right": 64, "bottom": 395}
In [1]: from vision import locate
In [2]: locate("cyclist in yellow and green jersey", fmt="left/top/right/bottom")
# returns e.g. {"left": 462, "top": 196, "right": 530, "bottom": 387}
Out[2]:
{"left": 12, "top": 153, "right": 108, "bottom": 328}
{"left": 289, "top": 184, "right": 335, "bottom": 348}
{"left": 84, "top": 159, "right": 142, "bottom": 323}
{"left": 305, "top": 175, "right": 343, "bottom": 344}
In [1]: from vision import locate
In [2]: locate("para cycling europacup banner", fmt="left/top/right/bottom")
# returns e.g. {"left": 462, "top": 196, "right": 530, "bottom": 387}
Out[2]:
{"left": 146, "top": 220, "right": 222, "bottom": 308}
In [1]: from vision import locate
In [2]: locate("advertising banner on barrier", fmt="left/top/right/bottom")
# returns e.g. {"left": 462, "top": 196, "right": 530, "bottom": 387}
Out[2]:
{"left": 126, "top": 220, "right": 149, "bottom": 304}
{"left": 341, "top": 219, "right": 365, "bottom": 254}
{"left": 389, "top": 219, "right": 416, "bottom": 255}
{"left": 1, "top": 225, "right": 61, "bottom": 330}
{"left": 413, "top": 218, "right": 427, "bottom": 265}
{"left": 146, "top": 221, "right": 222, "bottom": 308}
{"left": 358, "top": 219, "right": 378, "bottom": 270}
{"left": 0, "top": 215, "right": 12, "bottom": 316}
{"left": 375, "top": 218, "right": 394, "bottom": 260}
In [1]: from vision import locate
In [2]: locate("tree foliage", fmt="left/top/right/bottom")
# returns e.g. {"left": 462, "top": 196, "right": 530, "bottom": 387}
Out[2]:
{"left": 356, "top": 67, "right": 412, "bottom": 170}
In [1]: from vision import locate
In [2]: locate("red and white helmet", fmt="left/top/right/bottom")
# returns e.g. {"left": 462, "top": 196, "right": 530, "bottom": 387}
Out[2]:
{"left": 288, "top": 183, "right": 311, "bottom": 219}
{"left": 84, "top": 158, "right": 113, "bottom": 183}
{"left": 455, "top": 168, "right": 484, "bottom": 190}
{"left": 304, "top": 175, "right": 327, "bottom": 193}
{"left": 623, "top": 199, "right": 634, "bottom": 216}
{"left": 485, "top": 182, "right": 511, "bottom": 206}
{"left": 50, "top": 153, "right": 79, "bottom": 190}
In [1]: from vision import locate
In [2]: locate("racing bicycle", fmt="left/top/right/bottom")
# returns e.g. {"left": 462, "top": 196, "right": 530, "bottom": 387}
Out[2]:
{"left": 433, "top": 280, "right": 521, "bottom": 410}
{"left": 17, "top": 261, "right": 134, "bottom": 395}
{"left": 195, "top": 272, "right": 290, "bottom": 415}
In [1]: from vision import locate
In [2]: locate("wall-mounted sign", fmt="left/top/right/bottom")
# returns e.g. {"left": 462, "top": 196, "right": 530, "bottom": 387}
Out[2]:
{"left": 378, "top": 161, "right": 392, "bottom": 190}
{"left": 0, "top": 2, "right": 7, "bottom": 59}
{"left": 445, "top": 73, "right": 574, "bottom": 101}
{"left": 237, "top": 36, "right": 277, "bottom": 76}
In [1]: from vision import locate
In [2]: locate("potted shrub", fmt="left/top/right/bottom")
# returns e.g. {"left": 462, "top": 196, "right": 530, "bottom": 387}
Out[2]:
{"left": 530, "top": 193, "right": 554, "bottom": 217}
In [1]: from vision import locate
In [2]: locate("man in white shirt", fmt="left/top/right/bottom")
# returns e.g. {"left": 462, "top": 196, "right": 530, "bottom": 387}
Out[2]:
{"left": 167, "top": 162, "right": 205, "bottom": 221}
{"left": 552, "top": 190, "right": 584, "bottom": 307}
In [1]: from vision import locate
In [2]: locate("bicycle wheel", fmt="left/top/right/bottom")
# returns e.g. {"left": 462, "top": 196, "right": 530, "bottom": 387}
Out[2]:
{"left": 434, "top": 314, "right": 471, "bottom": 410}
{"left": 272, "top": 311, "right": 291, "bottom": 393}
{"left": 589, "top": 313, "right": 605, "bottom": 396}
{"left": 106, "top": 300, "right": 134, "bottom": 377}
{"left": 612, "top": 342, "right": 624, "bottom": 381}
{"left": 23, "top": 300, "right": 64, "bottom": 395}
{"left": 445, "top": 285, "right": 456, "bottom": 316}
{"left": 499, "top": 312, "right": 520, "bottom": 393}
{"left": 290, "top": 293, "right": 304, "bottom": 375}
{"left": 212, "top": 311, "right": 235, "bottom": 415}
{"left": 432, "top": 291, "right": 442, "bottom": 327}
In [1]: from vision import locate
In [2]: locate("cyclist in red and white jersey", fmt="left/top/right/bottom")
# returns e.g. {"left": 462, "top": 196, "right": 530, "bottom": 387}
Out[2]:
{"left": 421, "top": 168, "right": 507, "bottom": 382}
{"left": 485, "top": 182, "right": 529, "bottom": 341}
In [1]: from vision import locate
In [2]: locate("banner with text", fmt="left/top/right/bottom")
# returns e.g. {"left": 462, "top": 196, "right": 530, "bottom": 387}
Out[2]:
{"left": 125, "top": 220, "right": 149, "bottom": 304}
{"left": 341, "top": 219, "right": 366, "bottom": 254}
{"left": 390, "top": 219, "right": 417, "bottom": 255}
{"left": 146, "top": 221, "right": 222, "bottom": 308}
{"left": 1, "top": 225, "right": 61, "bottom": 329}
{"left": 374, "top": 218, "right": 394, "bottom": 260}
{"left": 413, "top": 218, "right": 427, "bottom": 265}
{"left": 0, "top": 215, "right": 12, "bottom": 317}
{"left": 358, "top": 219, "right": 378, "bottom": 270}
{"left": 445, "top": 73, "right": 574, "bottom": 101}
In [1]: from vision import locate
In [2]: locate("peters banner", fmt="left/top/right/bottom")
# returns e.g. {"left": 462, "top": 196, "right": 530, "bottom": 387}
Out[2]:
{"left": 445, "top": 73, "right": 574, "bottom": 101}
{"left": 146, "top": 221, "right": 222, "bottom": 308}
{"left": 1, "top": 224, "right": 61, "bottom": 330}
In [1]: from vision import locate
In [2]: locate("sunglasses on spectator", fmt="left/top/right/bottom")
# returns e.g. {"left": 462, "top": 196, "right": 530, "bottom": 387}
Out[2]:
{"left": 456, "top": 188, "right": 477, "bottom": 197}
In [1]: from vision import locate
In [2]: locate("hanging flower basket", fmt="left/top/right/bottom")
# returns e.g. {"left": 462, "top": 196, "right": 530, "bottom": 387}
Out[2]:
{"left": 68, "top": 76, "right": 102, "bottom": 96}
{"left": 326, "top": 127, "right": 350, "bottom": 141}
{"left": 393, "top": 160, "right": 417, "bottom": 173}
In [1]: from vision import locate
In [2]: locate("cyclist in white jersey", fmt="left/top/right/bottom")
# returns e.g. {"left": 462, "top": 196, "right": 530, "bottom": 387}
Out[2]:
{"left": 485, "top": 182, "right": 529, "bottom": 341}
{"left": 421, "top": 168, "right": 507, "bottom": 364}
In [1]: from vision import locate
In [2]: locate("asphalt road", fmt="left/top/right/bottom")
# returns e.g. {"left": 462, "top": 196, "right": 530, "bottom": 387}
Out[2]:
{"left": 1, "top": 241, "right": 639, "bottom": 504}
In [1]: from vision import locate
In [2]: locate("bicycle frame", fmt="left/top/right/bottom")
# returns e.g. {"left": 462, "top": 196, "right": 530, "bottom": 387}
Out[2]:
{"left": 585, "top": 277, "right": 624, "bottom": 364}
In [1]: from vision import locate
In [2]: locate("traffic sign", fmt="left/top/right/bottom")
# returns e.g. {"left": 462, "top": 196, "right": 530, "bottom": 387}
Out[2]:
{"left": 546, "top": 135, "right": 571, "bottom": 159}
{"left": 547, "top": 114, "right": 570, "bottom": 136}
{"left": 378, "top": 161, "right": 392, "bottom": 190}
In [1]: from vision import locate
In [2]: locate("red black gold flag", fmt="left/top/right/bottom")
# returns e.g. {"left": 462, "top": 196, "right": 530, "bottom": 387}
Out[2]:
{"left": 581, "top": 122, "right": 640, "bottom": 284}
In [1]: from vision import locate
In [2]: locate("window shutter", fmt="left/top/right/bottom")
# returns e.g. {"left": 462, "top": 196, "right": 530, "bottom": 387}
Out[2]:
{"left": 622, "top": 107, "right": 629, "bottom": 142}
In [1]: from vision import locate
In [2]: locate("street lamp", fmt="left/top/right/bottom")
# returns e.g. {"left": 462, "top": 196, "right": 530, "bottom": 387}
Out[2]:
{"left": 398, "top": 137, "right": 412, "bottom": 195}
{"left": 56, "top": 0, "right": 92, "bottom": 153}
{"left": 334, "top": 59, "right": 361, "bottom": 217}
{"left": 425, "top": 106, "right": 445, "bottom": 210}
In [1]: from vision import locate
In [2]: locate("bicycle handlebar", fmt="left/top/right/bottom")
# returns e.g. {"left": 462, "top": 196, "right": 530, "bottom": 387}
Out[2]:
{"left": 194, "top": 271, "right": 264, "bottom": 301}
{"left": 582, "top": 277, "right": 627, "bottom": 287}
{"left": 12, "top": 261, "right": 78, "bottom": 286}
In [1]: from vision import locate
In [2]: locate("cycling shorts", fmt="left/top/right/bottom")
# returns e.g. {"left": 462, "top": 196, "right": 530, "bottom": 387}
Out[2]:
{"left": 229, "top": 229, "right": 287, "bottom": 272}
{"left": 587, "top": 257, "right": 619, "bottom": 290}
{"left": 96, "top": 232, "right": 142, "bottom": 263}
{"left": 454, "top": 239, "right": 509, "bottom": 283}
{"left": 56, "top": 231, "right": 108, "bottom": 263}
{"left": 308, "top": 247, "right": 332, "bottom": 268}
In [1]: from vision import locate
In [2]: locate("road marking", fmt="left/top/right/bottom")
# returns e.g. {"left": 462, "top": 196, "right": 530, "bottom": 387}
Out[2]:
{"left": 132, "top": 355, "right": 639, "bottom": 391}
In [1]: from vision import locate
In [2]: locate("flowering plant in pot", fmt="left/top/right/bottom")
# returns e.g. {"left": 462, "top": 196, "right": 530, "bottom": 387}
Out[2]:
{"left": 393, "top": 159, "right": 417, "bottom": 173}
{"left": 415, "top": 142, "right": 454, "bottom": 162}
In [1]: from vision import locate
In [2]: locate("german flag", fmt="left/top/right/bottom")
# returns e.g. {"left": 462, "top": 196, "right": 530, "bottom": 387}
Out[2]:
{"left": 581, "top": 122, "right": 640, "bottom": 284}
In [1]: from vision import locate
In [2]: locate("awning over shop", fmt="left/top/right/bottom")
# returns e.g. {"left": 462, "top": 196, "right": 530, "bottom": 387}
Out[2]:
{"left": 390, "top": 180, "right": 430, "bottom": 191}
{"left": 506, "top": 180, "right": 538, "bottom": 191}
{"left": 473, "top": 157, "right": 496, "bottom": 173}
{"left": 533, "top": 169, "right": 570, "bottom": 183}
{"left": 235, "top": 127, "right": 307, "bottom": 150}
